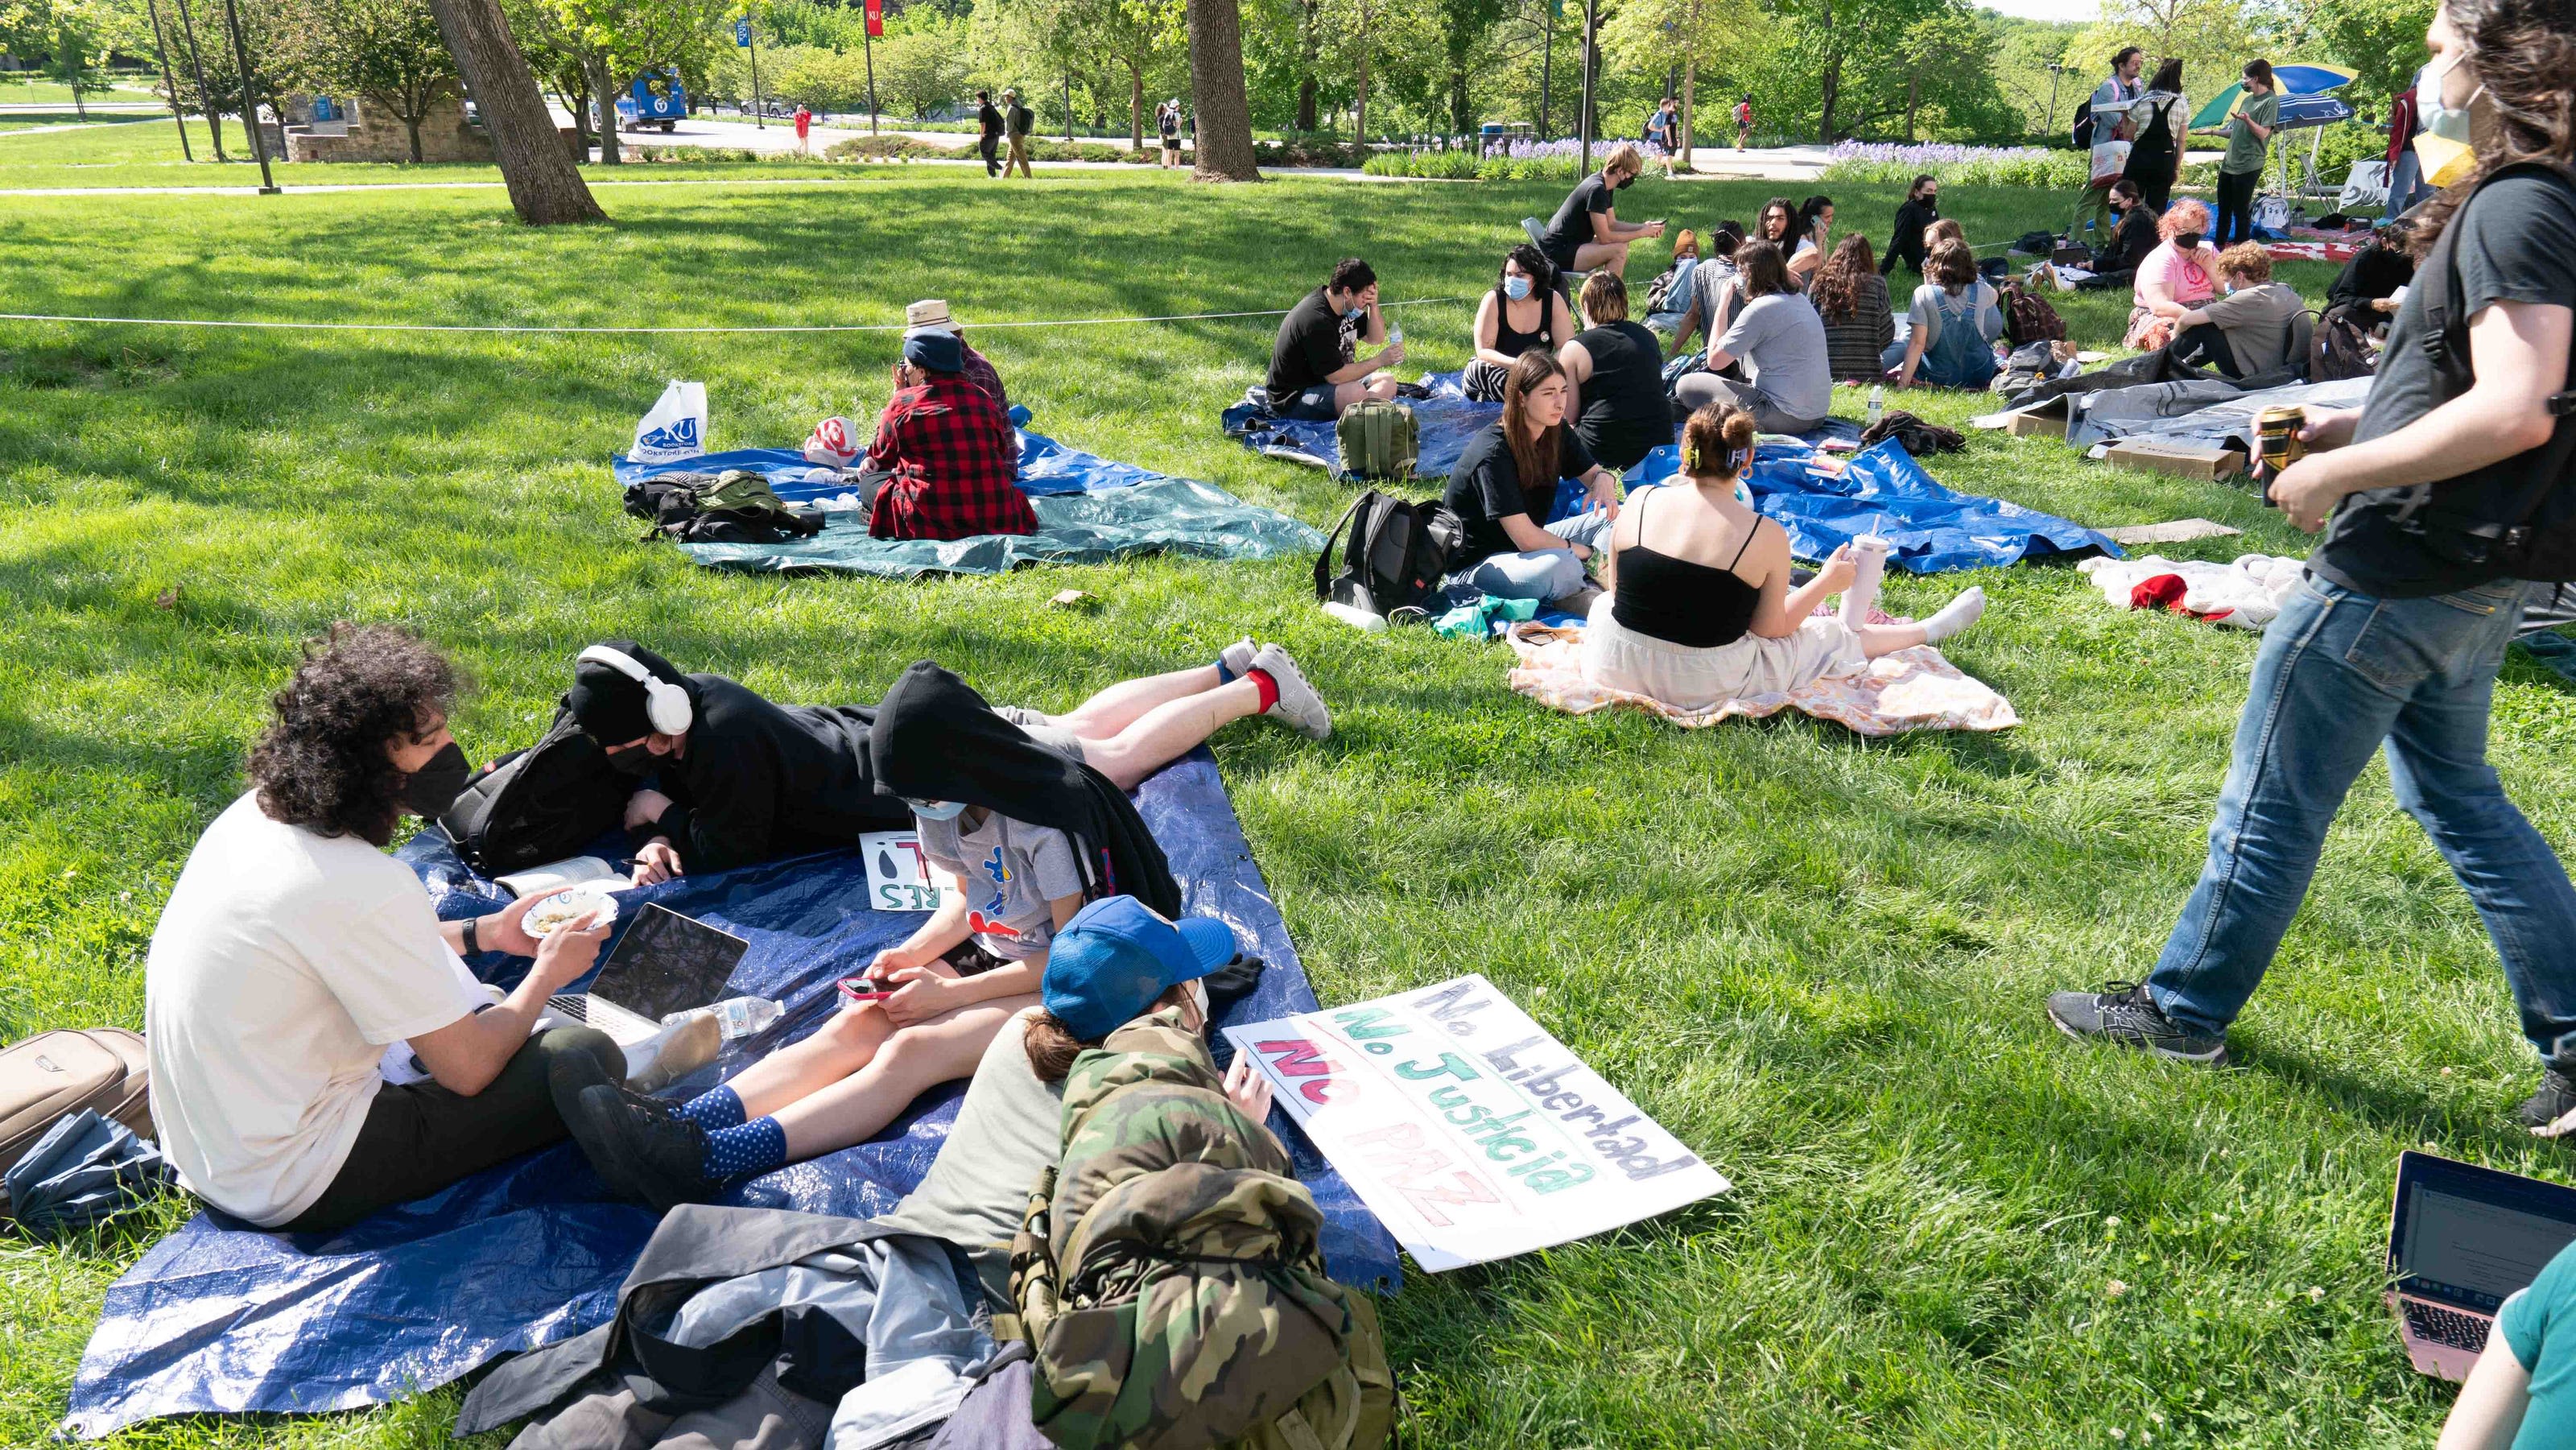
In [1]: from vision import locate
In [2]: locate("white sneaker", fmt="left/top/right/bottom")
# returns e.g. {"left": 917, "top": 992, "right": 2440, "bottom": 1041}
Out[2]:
{"left": 1251, "top": 643, "right": 1331, "bottom": 741}
{"left": 1219, "top": 637, "right": 1258, "bottom": 682}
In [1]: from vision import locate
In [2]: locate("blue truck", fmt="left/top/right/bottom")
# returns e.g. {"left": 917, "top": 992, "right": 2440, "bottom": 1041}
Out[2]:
{"left": 615, "top": 70, "right": 688, "bottom": 132}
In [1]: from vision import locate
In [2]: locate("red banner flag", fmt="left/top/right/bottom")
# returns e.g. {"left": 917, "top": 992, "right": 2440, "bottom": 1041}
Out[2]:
{"left": 863, "top": 0, "right": 882, "bottom": 35}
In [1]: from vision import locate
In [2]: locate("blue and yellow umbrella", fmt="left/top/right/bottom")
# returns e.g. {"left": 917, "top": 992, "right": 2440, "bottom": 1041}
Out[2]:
{"left": 2189, "top": 63, "right": 2358, "bottom": 128}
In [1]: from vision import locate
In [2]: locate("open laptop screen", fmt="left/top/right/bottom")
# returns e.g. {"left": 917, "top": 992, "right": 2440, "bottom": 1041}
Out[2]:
{"left": 2392, "top": 1152, "right": 2576, "bottom": 1313}
{"left": 586, "top": 903, "right": 749, "bottom": 1023}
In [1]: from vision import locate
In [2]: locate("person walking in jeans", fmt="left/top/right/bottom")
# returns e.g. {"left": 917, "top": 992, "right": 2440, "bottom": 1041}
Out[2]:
{"left": 2047, "top": 0, "right": 2576, "bottom": 1135}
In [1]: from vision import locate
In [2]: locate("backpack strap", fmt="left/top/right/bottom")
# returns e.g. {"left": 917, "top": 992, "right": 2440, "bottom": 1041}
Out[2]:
{"left": 1313, "top": 494, "right": 1371, "bottom": 601}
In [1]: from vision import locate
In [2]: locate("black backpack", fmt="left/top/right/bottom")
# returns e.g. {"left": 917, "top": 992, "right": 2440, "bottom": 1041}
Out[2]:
{"left": 438, "top": 703, "right": 634, "bottom": 877}
{"left": 2310, "top": 302, "right": 2378, "bottom": 382}
{"left": 625, "top": 470, "right": 827, "bottom": 546}
{"left": 2380, "top": 162, "right": 2576, "bottom": 581}
{"left": 1313, "top": 490, "right": 1465, "bottom": 618}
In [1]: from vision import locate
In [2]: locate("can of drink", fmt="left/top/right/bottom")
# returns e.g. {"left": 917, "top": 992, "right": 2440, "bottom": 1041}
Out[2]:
{"left": 2256, "top": 405, "right": 2306, "bottom": 474}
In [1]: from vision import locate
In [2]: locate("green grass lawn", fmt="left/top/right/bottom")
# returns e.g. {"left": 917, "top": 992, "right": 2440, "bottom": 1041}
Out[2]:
{"left": 3, "top": 170, "right": 2570, "bottom": 1448}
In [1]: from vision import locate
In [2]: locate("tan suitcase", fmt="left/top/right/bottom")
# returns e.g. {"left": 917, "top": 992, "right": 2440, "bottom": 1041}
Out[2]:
{"left": 0, "top": 1028, "right": 153, "bottom": 1175}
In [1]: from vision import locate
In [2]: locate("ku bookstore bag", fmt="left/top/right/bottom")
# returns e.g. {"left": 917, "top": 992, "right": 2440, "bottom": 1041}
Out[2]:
{"left": 2377, "top": 162, "right": 2576, "bottom": 580}
{"left": 1005, "top": 1010, "right": 1394, "bottom": 1450}
{"left": 438, "top": 703, "right": 634, "bottom": 877}
{"left": 1332, "top": 400, "right": 1418, "bottom": 482}
{"left": 0, "top": 1029, "right": 150, "bottom": 1178}
{"left": 1313, "top": 490, "right": 1464, "bottom": 619}
{"left": 624, "top": 469, "right": 826, "bottom": 546}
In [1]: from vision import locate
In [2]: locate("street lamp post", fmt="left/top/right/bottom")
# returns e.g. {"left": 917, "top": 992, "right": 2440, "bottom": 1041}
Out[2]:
{"left": 2046, "top": 61, "right": 2066, "bottom": 136}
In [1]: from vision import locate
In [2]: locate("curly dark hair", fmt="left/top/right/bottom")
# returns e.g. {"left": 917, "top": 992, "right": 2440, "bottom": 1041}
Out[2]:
{"left": 249, "top": 623, "right": 459, "bottom": 847}
{"left": 1810, "top": 232, "right": 1879, "bottom": 323}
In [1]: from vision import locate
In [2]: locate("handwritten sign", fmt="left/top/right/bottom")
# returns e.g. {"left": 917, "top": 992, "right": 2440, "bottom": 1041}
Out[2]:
{"left": 861, "top": 831, "right": 950, "bottom": 913}
{"left": 1222, "top": 974, "right": 1728, "bottom": 1271}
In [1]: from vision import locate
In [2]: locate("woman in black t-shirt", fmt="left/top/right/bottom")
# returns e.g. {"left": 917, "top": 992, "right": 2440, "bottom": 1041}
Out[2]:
{"left": 1439, "top": 351, "right": 1627, "bottom": 604}
{"left": 1558, "top": 272, "right": 1672, "bottom": 471}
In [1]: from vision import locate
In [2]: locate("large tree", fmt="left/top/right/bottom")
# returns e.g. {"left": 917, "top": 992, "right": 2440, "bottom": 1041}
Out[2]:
{"left": 509, "top": 0, "right": 728, "bottom": 166}
{"left": 425, "top": 0, "right": 605, "bottom": 220}
{"left": 1, "top": 0, "right": 133, "bottom": 117}
{"left": 281, "top": 0, "right": 460, "bottom": 162}
{"left": 1187, "top": 0, "right": 1257, "bottom": 176}
{"left": 1601, "top": 0, "right": 1768, "bottom": 164}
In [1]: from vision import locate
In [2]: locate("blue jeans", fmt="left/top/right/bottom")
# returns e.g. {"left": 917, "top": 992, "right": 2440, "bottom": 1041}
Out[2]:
{"left": 1461, "top": 508, "right": 1616, "bottom": 602}
{"left": 2146, "top": 576, "right": 2576, "bottom": 1058}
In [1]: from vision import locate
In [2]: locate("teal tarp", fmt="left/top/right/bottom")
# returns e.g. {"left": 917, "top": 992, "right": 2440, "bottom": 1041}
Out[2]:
{"left": 679, "top": 478, "right": 1325, "bottom": 579}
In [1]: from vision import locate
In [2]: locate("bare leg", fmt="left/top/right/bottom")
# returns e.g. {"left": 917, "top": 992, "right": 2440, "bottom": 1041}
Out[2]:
{"left": 1854, "top": 622, "right": 1929, "bottom": 659}
{"left": 1571, "top": 239, "right": 1633, "bottom": 275}
{"left": 769, "top": 994, "right": 1037, "bottom": 1159}
{"left": 1080, "top": 677, "right": 1265, "bottom": 791}
{"left": 723, "top": 1003, "right": 894, "bottom": 1119}
{"left": 1054, "top": 664, "right": 1224, "bottom": 739}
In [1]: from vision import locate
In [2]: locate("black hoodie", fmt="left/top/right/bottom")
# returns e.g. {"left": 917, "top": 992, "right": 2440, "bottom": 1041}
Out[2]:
{"left": 869, "top": 661, "right": 1182, "bottom": 917}
{"left": 648, "top": 677, "right": 913, "bottom": 874}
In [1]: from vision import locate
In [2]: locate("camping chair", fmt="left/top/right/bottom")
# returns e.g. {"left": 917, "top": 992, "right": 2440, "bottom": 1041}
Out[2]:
{"left": 1522, "top": 217, "right": 1593, "bottom": 325}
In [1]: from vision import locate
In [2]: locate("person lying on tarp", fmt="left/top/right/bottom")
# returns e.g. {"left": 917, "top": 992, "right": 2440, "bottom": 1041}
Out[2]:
{"left": 848, "top": 326, "right": 1035, "bottom": 542}
{"left": 567, "top": 638, "right": 1331, "bottom": 890}
{"left": 145, "top": 624, "right": 630, "bottom": 1235}
{"left": 564, "top": 666, "right": 1286, "bottom": 1210}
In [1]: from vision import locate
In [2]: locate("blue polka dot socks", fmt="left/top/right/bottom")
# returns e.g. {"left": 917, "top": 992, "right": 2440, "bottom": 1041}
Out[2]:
{"left": 677, "top": 1084, "right": 747, "bottom": 1132}
{"left": 702, "top": 1117, "right": 787, "bottom": 1181}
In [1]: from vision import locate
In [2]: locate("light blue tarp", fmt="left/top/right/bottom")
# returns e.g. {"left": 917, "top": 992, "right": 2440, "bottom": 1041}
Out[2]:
{"left": 610, "top": 407, "right": 1165, "bottom": 503}
{"left": 65, "top": 751, "right": 1397, "bottom": 1440}
{"left": 1623, "top": 438, "right": 2120, "bottom": 574}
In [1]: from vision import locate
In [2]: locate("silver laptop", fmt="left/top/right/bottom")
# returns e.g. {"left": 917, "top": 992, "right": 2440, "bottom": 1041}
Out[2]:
{"left": 2386, "top": 1150, "right": 2576, "bottom": 1380}
{"left": 547, "top": 903, "right": 749, "bottom": 1047}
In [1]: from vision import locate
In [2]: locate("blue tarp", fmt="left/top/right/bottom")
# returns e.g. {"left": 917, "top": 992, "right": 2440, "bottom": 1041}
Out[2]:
{"left": 610, "top": 407, "right": 1162, "bottom": 504}
{"left": 66, "top": 752, "right": 1397, "bottom": 1440}
{"left": 1224, "top": 371, "right": 1862, "bottom": 481}
{"left": 1624, "top": 438, "right": 2120, "bottom": 574}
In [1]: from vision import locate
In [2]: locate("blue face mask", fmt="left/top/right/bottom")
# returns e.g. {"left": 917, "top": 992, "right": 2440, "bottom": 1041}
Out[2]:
{"left": 1503, "top": 275, "right": 1533, "bottom": 300}
{"left": 2416, "top": 52, "right": 2479, "bottom": 143}
{"left": 1345, "top": 304, "right": 1368, "bottom": 321}
{"left": 906, "top": 798, "right": 968, "bottom": 821}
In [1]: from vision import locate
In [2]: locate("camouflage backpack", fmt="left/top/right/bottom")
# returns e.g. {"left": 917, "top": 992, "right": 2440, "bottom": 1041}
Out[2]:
{"left": 1333, "top": 400, "right": 1418, "bottom": 482}
{"left": 1009, "top": 1010, "right": 1395, "bottom": 1450}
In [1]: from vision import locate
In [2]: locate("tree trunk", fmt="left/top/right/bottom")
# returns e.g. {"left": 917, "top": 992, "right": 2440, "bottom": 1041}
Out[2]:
{"left": 1818, "top": 57, "right": 1840, "bottom": 143}
{"left": 425, "top": 0, "right": 605, "bottom": 221}
{"left": 407, "top": 114, "right": 424, "bottom": 161}
{"left": 1186, "top": 0, "right": 1260, "bottom": 180}
{"left": 1127, "top": 62, "right": 1142, "bottom": 150}
{"left": 1295, "top": 0, "right": 1318, "bottom": 131}
{"left": 1352, "top": 0, "right": 1370, "bottom": 142}
{"left": 169, "top": 0, "right": 226, "bottom": 159}
{"left": 584, "top": 53, "right": 621, "bottom": 164}
{"left": 1679, "top": 56, "right": 1692, "bottom": 169}
{"left": 145, "top": 0, "right": 195, "bottom": 160}
{"left": 1903, "top": 74, "right": 1918, "bottom": 141}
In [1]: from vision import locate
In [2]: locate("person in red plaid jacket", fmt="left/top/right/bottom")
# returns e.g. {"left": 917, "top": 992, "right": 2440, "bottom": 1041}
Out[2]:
{"left": 860, "top": 328, "right": 1034, "bottom": 541}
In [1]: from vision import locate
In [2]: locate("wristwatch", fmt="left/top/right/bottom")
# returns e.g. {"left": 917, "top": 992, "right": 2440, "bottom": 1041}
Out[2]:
{"left": 461, "top": 915, "right": 481, "bottom": 956}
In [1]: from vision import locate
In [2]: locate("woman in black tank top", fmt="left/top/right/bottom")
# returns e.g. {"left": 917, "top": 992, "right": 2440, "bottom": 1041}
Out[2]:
{"left": 1464, "top": 244, "right": 1574, "bottom": 403}
{"left": 1582, "top": 399, "right": 1989, "bottom": 710}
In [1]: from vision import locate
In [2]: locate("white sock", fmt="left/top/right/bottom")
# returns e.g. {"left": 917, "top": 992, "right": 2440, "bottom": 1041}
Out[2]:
{"left": 1918, "top": 586, "right": 1986, "bottom": 644}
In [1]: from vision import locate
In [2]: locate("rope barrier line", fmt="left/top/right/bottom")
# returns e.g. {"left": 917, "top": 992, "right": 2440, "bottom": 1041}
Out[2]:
{"left": 0, "top": 295, "right": 1476, "bottom": 337}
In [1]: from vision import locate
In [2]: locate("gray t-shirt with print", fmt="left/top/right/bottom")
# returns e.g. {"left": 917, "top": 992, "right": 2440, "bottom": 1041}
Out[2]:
{"left": 916, "top": 809, "right": 1086, "bottom": 960}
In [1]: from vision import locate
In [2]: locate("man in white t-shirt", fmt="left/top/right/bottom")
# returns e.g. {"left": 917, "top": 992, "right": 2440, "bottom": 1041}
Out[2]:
{"left": 146, "top": 625, "right": 624, "bottom": 1233}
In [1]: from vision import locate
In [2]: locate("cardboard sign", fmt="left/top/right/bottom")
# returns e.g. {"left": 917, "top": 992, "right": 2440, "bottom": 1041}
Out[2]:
{"left": 861, "top": 832, "right": 949, "bottom": 913}
{"left": 1223, "top": 975, "right": 1728, "bottom": 1271}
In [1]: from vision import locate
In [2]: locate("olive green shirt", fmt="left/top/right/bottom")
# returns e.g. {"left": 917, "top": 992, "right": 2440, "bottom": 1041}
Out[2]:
{"left": 2223, "top": 90, "right": 2277, "bottom": 175}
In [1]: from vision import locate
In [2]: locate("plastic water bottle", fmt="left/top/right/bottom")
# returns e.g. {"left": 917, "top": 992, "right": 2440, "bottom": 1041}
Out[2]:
{"left": 1866, "top": 386, "right": 1885, "bottom": 429}
{"left": 664, "top": 996, "right": 782, "bottom": 1041}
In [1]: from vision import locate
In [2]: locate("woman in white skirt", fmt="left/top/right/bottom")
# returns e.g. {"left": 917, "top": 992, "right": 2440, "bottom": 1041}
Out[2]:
{"left": 1582, "top": 400, "right": 1988, "bottom": 710}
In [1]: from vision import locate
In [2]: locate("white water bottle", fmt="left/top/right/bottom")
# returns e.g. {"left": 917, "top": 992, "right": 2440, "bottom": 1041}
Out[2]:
{"left": 1866, "top": 385, "right": 1885, "bottom": 429}
{"left": 1841, "top": 533, "right": 1889, "bottom": 630}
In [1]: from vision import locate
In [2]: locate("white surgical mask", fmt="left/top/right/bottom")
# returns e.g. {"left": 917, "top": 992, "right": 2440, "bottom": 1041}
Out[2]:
{"left": 2416, "top": 51, "right": 2480, "bottom": 143}
{"left": 906, "top": 798, "right": 968, "bottom": 821}
{"left": 1503, "top": 275, "right": 1533, "bottom": 300}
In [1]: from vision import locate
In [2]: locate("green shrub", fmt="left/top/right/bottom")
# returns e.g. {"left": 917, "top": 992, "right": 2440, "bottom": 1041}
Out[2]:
{"left": 1360, "top": 148, "right": 1577, "bottom": 182}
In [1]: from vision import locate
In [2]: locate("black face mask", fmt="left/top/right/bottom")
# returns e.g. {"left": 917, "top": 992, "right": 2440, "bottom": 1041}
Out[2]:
{"left": 402, "top": 742, "right": 472, "bottom": 819}
{"left": 2175, "top": 230, "right": 2204, "bottom": 250}
{"left": 605, "top": 744, "right": 659, "bottom": 778}
{"left": 1616, "top": 174, "right": 1636, "bottom": 189}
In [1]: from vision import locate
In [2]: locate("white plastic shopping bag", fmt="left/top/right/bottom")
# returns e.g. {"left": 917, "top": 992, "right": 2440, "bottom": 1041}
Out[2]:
{"left": 2088, "top": 139, "right": 2132, "bottom": 187}
{"left": 632, "top": 380, "right": 708, "bottom": 464}
{"left": 803, "top": 415, "right": 860, "bottom": 469}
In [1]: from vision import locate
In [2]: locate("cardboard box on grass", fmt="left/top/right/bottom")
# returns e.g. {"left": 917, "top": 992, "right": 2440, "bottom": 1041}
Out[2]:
{"left": 2101, "top": 439, "right": 2247, "bottom": 483}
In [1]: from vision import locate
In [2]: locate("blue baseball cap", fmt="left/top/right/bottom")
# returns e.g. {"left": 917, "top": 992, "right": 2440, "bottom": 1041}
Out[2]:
{"left": 1043, "top": 896, "right": 1237, "bottom": 1042}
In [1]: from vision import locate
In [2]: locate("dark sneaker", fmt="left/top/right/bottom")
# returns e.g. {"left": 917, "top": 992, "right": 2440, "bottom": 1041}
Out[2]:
{"left": 2520, "top": 1064, "right": 2576, "bottom": 1138}
{"left": 572, "top": 1082, "right": 716, "bottom": 1212}
{"left": 2046, "top": 981, "right": 2231, "bottom": 1065}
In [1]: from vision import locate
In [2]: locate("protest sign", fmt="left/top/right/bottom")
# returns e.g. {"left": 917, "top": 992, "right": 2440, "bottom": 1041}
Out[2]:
{"left": 861, "top": 832, "right": 949, "bottom": 912}
{"left": 1223, "top": 974, "right": 1727, "bottom": 1271}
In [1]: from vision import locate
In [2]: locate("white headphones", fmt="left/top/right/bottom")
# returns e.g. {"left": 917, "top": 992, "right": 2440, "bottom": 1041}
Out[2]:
{"left": 579, "top": 646, "right": 693, "bottom": 736}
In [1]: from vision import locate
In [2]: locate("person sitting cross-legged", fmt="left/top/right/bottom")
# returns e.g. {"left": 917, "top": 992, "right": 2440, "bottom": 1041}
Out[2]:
{"left": 1264, "top": 256, "right": 1405, "bottom": 421}
{"left": 1439, "top": 349, "right": 1624, "bottom": 606}
{"left": 1463, "top": 244, "right": 1575, "bottom": 403}
{"left": 1558, "top": 272, "right": 1674, "bottom": 473}
{"left": 1672, "top": 239, "right": 1833, "bottom": 436}
{"left": 1580, "top": 400, "right": 1985, "bottom": 711}
{"left": 1892, "top": 238, "right": 2005, "bottom": 390}
{"left": 566, "top": 663, "right": 1289, "bottom": 1209}
{"left": 2168, "top": 242, "right": 2307, "bottom": 379}
{"left": 852, "top": 327, "right": 1034, "bottom": 541}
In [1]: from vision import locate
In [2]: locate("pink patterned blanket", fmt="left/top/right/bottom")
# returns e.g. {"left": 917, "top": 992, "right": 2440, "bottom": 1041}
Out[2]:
{"left": 1505, "top": 622, "right": 2019, "bottom": 737}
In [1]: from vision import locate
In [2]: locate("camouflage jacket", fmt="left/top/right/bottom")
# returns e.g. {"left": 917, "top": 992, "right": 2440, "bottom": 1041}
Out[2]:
{"left": 1009, "top": 1009, "right": 1393, "bottom": 1450}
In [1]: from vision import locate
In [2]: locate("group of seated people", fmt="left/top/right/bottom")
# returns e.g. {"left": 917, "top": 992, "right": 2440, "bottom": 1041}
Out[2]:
{"left": 839, "top": 298, "right": 1040, "bottom": 543}
{"left": 2117, "top": 199, "right": 2307, "bottom": 376}
{"left": 142, "top": 623, "right": 1335, "bottom": 1230}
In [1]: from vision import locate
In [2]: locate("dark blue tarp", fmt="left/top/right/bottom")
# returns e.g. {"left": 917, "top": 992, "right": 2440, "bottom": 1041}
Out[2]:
{"left": 1624, "top": 438, "right": 2120, "bottom": 574}
{"left": 1224, "top": 371, "right": 1861, "bottom": 481}
{"left": 66, "top": 752, "right": 1397, "bottom": 1440}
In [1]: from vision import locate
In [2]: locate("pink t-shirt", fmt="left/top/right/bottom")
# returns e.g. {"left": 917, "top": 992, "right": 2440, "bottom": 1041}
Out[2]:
{"left": 2136, "top": 242, "right": 2218, "bottom": 308}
